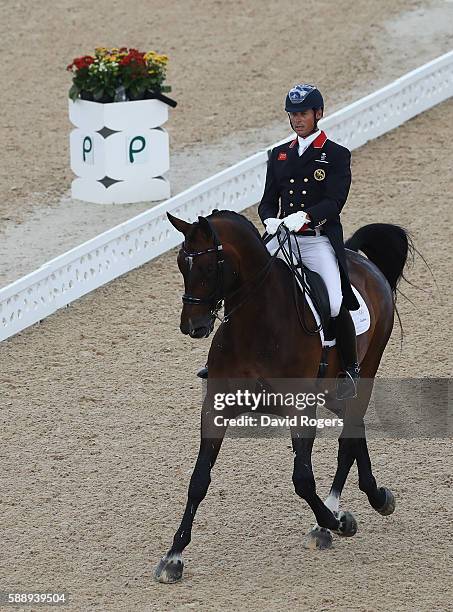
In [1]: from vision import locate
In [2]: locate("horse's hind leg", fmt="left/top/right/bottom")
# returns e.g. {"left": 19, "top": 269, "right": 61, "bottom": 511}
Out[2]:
{"left": 305, "top": 436, "right": 356, "bottom": 550}
{"left": 290, "top": 425, "right": 357, "bottom": 539}
{"left": 154, "top": 408, "right": 226, "bottom": 583}
{"left": 355, "top": 420, "right": 396, "bottom": 515}
{"left": 305, "top": 372, "right": 378, "bottom": 549}
{"left": 352, "top": 345, "right": 396, "bottom": 516}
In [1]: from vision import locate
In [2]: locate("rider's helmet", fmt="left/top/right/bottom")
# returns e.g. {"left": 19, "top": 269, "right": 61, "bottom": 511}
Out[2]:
{"left": 285, "top": 84, "right": 324, "bottom": 113}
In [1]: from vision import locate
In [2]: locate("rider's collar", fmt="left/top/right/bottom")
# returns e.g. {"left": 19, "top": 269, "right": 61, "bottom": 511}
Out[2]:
{"left": 312, "top": 130, "right": 327, "bottom": 148}
{"left": 289, "top": 130, "right": 327, "bottom": 150}
{"left": 297, "top": 129, "right": 321, "bottom": 151}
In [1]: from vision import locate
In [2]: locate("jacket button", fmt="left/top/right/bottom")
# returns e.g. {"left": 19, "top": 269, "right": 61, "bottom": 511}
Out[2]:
{"left": 304, "top": 178, "right": 308, "bottom": 183}
{"left": 301, "top": 203, "right": 305, "bottom": 208}
{"left": 290, "top": 178, "right": 295, "bottom": 183}
{"left": 289, "top": 203, "right": 294, "bottom": 207}
{"left": 302, "top": 190, "right": 307, "bottom": 194}
{"left": 289, "top": 190, "right": 294, "bottom": 194}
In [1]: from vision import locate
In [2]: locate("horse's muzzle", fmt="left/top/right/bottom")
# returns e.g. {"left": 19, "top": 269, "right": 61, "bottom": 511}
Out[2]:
{"left": 181, "top": 317, "right": 214, "bottom": 339}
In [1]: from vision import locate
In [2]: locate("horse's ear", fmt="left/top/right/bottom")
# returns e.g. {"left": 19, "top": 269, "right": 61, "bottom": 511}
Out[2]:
{"left": 197, "top": 216, "right": 212, "bottom": 239}
{"left": 167, "top": 212, "right": 192, "bottom": 236}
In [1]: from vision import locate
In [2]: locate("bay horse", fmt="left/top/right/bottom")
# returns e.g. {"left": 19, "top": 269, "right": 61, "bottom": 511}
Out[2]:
{"left": 155, "top": 210, "right": 410, "bottom": 583}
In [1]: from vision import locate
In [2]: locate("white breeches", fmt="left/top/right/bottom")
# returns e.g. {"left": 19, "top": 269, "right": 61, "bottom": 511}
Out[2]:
{"left": 266, "top": 233, "right": 343, "bottom": 317}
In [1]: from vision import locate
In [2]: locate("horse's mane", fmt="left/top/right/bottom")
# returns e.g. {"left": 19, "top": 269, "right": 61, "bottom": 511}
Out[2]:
{"left": 208, "top": 209, "right": 263, "bottom": 242}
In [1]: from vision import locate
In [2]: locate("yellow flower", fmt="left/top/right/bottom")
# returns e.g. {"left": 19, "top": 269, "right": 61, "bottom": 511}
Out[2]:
{"left": 155, "top": 54, "right": 168, "bottom": 64}
{"left": 145, "top": 50, "right": 168, "bottom": 61}
{"left": 95, "top": 47, "right": 108, "bottom": 57}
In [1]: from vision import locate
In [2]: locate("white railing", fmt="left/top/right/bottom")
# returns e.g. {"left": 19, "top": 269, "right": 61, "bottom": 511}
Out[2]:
{"left": 1, "top": 50, "right": 452, "bottom": 341}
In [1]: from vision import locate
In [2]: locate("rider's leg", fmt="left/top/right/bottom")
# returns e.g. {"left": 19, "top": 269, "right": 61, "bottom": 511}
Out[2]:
{"left": 295, "top": 236, "right": 342, "bottom": 318}
{"left": 294, "top": 236, "right": 359, "bottom": 399}
{"left": 335, "top": 305, "right": 360, "bottom": 399}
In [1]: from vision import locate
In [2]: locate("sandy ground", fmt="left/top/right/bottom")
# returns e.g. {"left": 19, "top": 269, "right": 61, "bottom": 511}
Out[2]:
{"left": 1, "top": 97, "right": 452, "bottom": 610}
{"left": 1, "top": 0, "right": 453, "bottom": 287}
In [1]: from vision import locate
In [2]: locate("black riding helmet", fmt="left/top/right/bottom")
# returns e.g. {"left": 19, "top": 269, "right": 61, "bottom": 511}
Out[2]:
{"left": 285, "top": 84, "right": 324, "bottom": 112}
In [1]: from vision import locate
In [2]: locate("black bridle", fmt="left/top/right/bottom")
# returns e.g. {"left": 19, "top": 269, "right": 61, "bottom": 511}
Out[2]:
{"left": 180, "top": 220, "right": 323, "bottom": 332}
{"left": 180, "top": 218, "right": 282, "bottom": 325}
{"left": 181, "top": 221, "right": 225, "bottom": 318}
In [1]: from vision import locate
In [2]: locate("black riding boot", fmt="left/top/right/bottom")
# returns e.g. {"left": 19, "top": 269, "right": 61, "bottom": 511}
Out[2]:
{"left": 335, "top": 305, "right": 360, "bottom": 400}
{"left": 197, "top": 364, "right": 208, "bottom": 379}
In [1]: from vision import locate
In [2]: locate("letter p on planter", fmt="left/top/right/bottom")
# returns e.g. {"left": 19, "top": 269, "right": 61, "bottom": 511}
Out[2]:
{"left": 67, "top": 46, "right": 177, "bottom": 204}
{"left": 129, "top": 136, "right": 147, "bottom": 163}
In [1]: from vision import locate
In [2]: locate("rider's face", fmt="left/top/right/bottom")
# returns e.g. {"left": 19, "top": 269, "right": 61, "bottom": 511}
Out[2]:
{"left": 289, "top": 109, "right": 323, "bottom": 138}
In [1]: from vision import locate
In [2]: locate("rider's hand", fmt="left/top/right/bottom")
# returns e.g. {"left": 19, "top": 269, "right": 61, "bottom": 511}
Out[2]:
{"left": 264, "top": 217, "right": 283, "bottom": 235}
{"left": 283, "top": 211, "right": 309, "bottom": 232}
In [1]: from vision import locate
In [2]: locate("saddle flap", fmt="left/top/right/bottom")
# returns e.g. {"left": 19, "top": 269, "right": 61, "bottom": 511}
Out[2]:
{"left": 299, "top": 267, "right": 331, "bottom": 334}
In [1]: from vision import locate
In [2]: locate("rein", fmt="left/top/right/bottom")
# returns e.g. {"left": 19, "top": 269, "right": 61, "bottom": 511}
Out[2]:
{"left": 276, "top": 227, "right": 322, "bottom": 335}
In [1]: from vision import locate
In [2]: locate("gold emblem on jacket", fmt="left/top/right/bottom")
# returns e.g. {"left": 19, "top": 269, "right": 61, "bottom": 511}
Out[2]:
{"left": 314, "top": 168, "right": 326, "bottom": 181}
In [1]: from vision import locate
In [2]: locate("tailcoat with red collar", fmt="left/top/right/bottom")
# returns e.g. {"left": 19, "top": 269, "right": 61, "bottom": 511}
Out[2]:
{"left": 258, "top": 130, "right": 360, "bottom": 311}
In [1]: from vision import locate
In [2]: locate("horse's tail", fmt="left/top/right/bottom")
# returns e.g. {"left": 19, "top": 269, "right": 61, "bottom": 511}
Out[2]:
{"left": 345, "top": 223, "right": 413, "bottom": 296}
{"left": 345, "top": 223, "right": 413, "bottom": 344}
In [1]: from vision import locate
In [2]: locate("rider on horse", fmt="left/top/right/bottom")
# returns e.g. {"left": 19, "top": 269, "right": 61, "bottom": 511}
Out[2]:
{"left": 198, "top": 83, "right": 360, "bottom": 400}
{"left": 259, "top": 83, "right": 360, "bottom": 399}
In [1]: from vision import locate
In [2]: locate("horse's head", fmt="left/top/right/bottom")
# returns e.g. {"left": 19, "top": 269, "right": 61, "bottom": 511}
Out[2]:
{"left": 168, "top": 212, "right": 234, "bottom": 338}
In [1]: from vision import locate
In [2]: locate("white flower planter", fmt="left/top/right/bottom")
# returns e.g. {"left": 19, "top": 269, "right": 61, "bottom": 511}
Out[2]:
{"left": 69, "top": 98, "right": 171, "bottom": 204}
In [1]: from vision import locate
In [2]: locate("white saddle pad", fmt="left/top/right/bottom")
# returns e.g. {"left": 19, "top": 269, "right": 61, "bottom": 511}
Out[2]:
{"left": 304, "top": 285, "right": 370, "bottom": 347}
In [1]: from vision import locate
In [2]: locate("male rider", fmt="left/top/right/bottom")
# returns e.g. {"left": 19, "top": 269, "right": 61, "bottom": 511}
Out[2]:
{"left": 259, "top": 83, "right": 360, "bottom": 399}
{"left": 198, "top": 84, "right": 360, "bottom": 400}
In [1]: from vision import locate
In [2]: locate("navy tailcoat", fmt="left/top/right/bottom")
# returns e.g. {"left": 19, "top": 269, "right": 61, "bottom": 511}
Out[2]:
{"left": 258, "top": 131, "right": 360, "bottom": 311}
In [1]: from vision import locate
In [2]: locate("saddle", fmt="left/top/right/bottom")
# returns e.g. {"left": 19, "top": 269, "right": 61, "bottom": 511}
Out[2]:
{"left": 294, "top": 265, "right": 332, "bottom": 338}
{"left": 263, "top": 230, "right": 370, "bottom": 346}
{"left": 275, "top": 245, "right": 370, "bottom": 347}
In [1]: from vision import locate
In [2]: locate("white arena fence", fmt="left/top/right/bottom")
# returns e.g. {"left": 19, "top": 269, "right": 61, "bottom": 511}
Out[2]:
{"left": 1, "top": 50, "right": 452, "bottom": 342}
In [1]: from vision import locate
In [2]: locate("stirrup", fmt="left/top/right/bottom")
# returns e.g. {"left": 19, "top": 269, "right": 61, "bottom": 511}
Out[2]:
{"left": 197, "top": 365, "right": 208, "bottom": 379}
{"left": 336, "top": 368, "right": 359, "bottom": 400}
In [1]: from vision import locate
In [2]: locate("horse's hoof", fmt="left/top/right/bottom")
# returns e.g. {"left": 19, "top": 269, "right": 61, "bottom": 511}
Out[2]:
{"left": 154, "top": 554, "right": 184, "bottom": 583}
{"left": 334, "top": 511, "right": 358, "bottom": 537}
{"left": 304, "top": 527, "right": 333, "bottom": 550}
{"left": 376, "top": 487, "right": 396, "bottom": 516}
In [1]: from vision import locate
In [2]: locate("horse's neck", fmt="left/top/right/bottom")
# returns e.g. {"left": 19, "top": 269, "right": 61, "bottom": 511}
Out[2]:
{"left": 220, "top": 221, "right": 292, "bottom": 319}
{"left": 224, "top": 252, "right": 288, "bottom": 319}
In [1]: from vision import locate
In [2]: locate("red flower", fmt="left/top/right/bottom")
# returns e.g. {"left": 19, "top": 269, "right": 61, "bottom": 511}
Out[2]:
{"left": 68, "top": 55, "right": 95, "bottom": 71}
{"left": 119, "top": 50, "right": 146, "bottom": 67}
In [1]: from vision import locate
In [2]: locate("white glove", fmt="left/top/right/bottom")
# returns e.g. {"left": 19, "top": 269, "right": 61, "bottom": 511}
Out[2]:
{"left": 264, "top": 217, "right": 283, "bottom": 235}
{"left": 283, "top": 211, "right": 309, "bottom": 232}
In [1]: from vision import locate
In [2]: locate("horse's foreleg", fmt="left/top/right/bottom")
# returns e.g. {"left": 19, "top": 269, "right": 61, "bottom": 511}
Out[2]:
{"left": 155, "top": 411, "right": 226, "bottom": 583}
{"left": 305, "top": 435, "right": 356, "bottom": 549}
{"left": 290, "top": 427, "right": 357, "bottom": 539}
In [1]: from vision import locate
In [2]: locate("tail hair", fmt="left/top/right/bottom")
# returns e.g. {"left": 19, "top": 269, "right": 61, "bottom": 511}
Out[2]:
{"left": 345, "top": 223, "right": 413, "bottom": 294}
{"left": 345, "top": 223, "right": 436, "bottom": 347}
